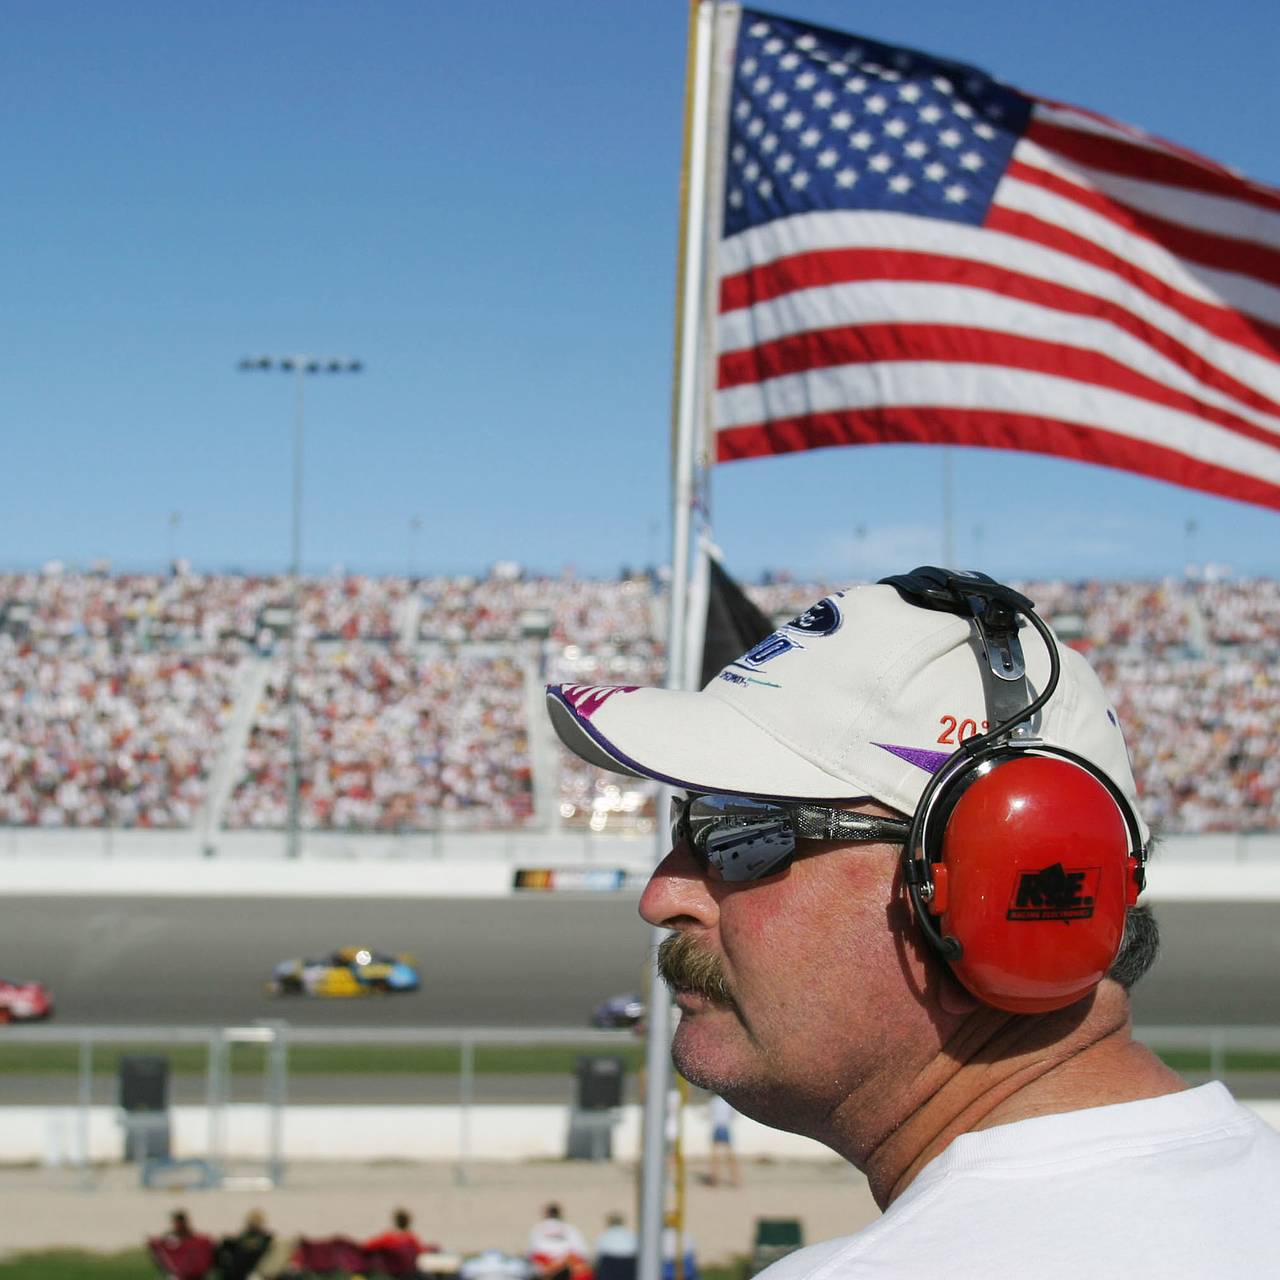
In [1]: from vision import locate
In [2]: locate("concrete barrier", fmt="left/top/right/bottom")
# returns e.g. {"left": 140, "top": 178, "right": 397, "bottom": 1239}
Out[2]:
{"left": 17, "top": 1098, "right": 1280, "bottom": 1168}
{"left": 4, "top": 851, "right": 1280, "bottom": 899}
{"left": 15, "top": 1102, "right": 835, "bottom": 1166}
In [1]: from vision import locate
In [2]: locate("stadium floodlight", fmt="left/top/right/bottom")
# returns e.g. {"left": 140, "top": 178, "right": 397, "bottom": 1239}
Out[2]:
{"left": 238, "top": 354, "right": 363, "bottom": 859}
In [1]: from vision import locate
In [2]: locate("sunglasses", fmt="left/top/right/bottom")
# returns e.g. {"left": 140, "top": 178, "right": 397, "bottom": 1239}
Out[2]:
{"left": 670, "top": 792, "right": 911, "bottom": 882}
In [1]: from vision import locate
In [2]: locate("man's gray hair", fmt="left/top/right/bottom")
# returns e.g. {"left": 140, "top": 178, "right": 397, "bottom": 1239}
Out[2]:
{"left": 1108, "top": 904, "right": 1159, "bottom": 990}
{"left": 1106, "top": 834, "right": 1162, "bottom": 990}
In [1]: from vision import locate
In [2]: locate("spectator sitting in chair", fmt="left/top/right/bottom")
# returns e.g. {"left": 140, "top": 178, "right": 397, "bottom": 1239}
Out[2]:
{"left": 662, "top": 1213, "right": 698, "bottom": 1280}
{"left": 166, "top": 1210, "right": 196, "bottom": 1241}
{"left": 149, "top": 1209, "right": 215, "bottom": 1280}
{"left": 364, "top": 1207, "right": 426, "bottom": 1254}
{"left": 528, "top": 1203, "right": 590, "bottom": 1280}
{"left": 215, "top": 1209, "right": 274, "bottom": 1280}
{"left": 594, "top": 1212, "right": 638, "bottom": 1280}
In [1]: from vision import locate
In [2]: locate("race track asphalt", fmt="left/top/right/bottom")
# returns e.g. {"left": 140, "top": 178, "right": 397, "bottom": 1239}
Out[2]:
{"left": 0, "top": 895, "right": 654, "bottom": 1029}
{"left": 1, "top": 895, "right": 1278, "bottom": 1029}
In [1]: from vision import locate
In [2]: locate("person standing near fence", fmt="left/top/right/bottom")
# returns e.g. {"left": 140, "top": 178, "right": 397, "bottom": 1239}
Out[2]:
{"left": 706, "top": 1094, "right": 740, "bottom": 1188}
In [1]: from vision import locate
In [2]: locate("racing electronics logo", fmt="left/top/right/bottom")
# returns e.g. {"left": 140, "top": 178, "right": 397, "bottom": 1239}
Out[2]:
{"left": 1007, "top": 863, "right": 1100, "bottom": 922}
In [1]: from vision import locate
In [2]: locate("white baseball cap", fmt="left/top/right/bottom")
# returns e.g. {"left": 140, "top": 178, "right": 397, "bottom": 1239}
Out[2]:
{"left": 546, "top": 581, "right": 1147, "bottom": 837}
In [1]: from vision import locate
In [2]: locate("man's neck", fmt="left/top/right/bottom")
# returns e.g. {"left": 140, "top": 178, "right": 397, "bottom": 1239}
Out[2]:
{"left": 829, "top": 983, "right": 1187, "bottom": 1208}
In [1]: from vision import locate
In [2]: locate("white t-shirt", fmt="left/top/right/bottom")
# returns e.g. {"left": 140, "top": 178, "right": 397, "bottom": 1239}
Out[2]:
{"left": 758, "top": 1084, "right": 1280, "bottom": 1280}
{"left": 528, "top": 1218, "right": 589, "bottom": 1263}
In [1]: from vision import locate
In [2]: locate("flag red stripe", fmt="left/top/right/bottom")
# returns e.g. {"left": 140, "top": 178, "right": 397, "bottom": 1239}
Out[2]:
{"left": 1025, "top": 119, "right": 1280, "bottom": 215}
{"left": 718, "top": 248, "right": 1280, "bottom": 419}
{"left": 715, "top": 322, "right": 1280, "bottom": 451}
{"left": 715, "top": 406, "right": 1280, "bottom": 511}
{"left": 1007, "top": 158, "right": 1280, "bottom": 284}
{"left": 985, "top": 205, "right": 1280, "bottom": 358}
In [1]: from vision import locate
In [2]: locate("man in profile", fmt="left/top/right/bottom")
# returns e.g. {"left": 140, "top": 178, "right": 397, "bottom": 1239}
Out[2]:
{"left": 547, "top": 571, "right": 1280, "bottom": 1275}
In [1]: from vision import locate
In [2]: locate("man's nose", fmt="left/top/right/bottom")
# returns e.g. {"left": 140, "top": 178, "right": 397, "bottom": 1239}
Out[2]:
{"left": 639, "top": 842, "right": 720, "bottom": 930}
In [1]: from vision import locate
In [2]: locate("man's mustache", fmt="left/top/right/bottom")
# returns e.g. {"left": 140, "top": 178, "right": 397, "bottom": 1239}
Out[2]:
{"left": 657, "top": 933, "right": 734, "bottom": 1006}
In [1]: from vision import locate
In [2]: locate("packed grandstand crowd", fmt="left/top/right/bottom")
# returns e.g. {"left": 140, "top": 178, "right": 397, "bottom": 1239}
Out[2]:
{"left": 0, "top": 568, "right": 1276, "bottom": 836}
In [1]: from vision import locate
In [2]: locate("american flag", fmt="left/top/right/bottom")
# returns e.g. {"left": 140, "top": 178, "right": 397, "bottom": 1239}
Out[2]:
{"left": 714, "top": 9, "right": 1280, "bottom": 511}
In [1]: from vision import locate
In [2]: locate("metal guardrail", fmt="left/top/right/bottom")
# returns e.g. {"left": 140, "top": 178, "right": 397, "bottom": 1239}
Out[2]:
{"left": 9, "top": 1021, "right": 1278, "bottom": 1050}
{"left": 4, "top": 1023, "right": 1277, "bottom": 1190}
{"left": 0, "top": 1024, "right": 640, "bottom": 1188}
{"left": 1134, "top": 1025, "right": 1280, "bottom": 1080}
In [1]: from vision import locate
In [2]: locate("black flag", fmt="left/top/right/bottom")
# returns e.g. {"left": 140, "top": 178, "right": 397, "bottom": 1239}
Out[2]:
{"left": 700, "top": 556, "right": 775, "bottom": 689}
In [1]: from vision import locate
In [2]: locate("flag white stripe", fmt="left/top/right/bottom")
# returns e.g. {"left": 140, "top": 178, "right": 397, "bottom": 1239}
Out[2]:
{"left": 719, "top": 212, "right": 1280, "bottom": 400}
{"left": 1014, "top": 138, "right": 1280, "bottom": 250}
{"left": 712, "top": 362, "right": 1280, "bottom": 483}
{"left": 716, "top": 280, "right": 1280, "bottom": 437}
{"left": 996, "top": 173, "right": 1280, "bottom": 325}
{"left": 1031, "top": 103, "right": 1175, "bottom": 156}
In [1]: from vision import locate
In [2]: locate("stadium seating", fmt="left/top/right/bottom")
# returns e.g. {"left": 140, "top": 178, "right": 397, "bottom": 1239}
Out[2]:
{"left": 2, "top": 568, "right": 1276, "bottom": 836}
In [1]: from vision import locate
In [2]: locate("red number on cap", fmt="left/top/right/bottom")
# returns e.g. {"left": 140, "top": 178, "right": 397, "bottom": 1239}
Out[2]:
{"left": 938, "top": 716, "right": 990, "bottom": 743}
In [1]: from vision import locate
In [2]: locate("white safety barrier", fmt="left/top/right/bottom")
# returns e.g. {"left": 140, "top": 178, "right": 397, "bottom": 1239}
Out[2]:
{"left": 14, "top": 1098, "right": 1280, "bottom": 1167}
{"left": 9, "top": 1101, "right": 840, "bottom": 1165}
{"left": 4, "top": 846, "right": 1280, "bottom": 899}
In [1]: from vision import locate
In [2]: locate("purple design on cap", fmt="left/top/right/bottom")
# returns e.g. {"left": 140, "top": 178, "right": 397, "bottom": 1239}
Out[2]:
{"left": 874, "top": 742, "right": 952, "bottom": 773}
{"left": 1107, "top": 709, "right": 1118, "bottom": 726}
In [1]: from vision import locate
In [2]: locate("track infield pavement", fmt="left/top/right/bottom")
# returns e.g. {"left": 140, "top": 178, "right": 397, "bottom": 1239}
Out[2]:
{"left": 0, "top": 1156, "right": 876, "bottom": 1261}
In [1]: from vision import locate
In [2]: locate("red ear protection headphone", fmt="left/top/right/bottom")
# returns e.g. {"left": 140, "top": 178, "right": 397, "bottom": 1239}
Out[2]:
{"left": 880, "top": 567, "right": 1147, "bottom": 1014}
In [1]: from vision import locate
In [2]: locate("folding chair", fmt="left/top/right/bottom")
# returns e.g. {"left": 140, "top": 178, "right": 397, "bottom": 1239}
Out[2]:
{"left": 295, "top": 1235, "right": 370, "bottom": 1276}
{"left": 366, "top": 1238, "right": 427, "bottom": 1277}
{"left": 147, "top": 1233, "right": 216, "bottom": 1280}
{"left": 749, "top": 1219, "right": 803, "bottom": 1276}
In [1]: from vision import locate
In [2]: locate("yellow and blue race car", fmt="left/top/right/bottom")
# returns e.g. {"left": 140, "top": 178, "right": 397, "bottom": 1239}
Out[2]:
{"left": 266, "top": 946, "right": 420, "bottom": 998}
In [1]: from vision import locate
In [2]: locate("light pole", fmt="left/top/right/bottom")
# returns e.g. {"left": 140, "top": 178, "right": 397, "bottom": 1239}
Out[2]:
{"left": 238, "top": 354, "right": 363, "bottom": 858}
{"left": 408, "top": 514, "right": 423, "bottom": 581}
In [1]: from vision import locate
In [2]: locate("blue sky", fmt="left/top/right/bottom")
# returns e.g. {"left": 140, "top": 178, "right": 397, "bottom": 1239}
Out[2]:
{"left": 2, "top": 1, "right": 1276, "bottom": 584}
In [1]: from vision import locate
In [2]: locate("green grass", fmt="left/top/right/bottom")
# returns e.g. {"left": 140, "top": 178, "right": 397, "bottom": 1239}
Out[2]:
{"left": 700, "top": 1260, "right": 751, "bottom": 1280}
{"left": 0, "top": 1042, "right": 648, "bottom": 1076}
{"left": 0, "top": 1249, "right": 152, "bottom": 1279}
{"left": 2, "top": 1041, "right": 1275, "bottom": 1079}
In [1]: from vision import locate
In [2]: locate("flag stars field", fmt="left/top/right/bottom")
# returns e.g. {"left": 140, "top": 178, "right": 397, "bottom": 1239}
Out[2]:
{"left": 712, "top": 8, "right": 1280, "bottom": 515}
{"left": 724, "top": 13, "right": 1031, "bottom": 233}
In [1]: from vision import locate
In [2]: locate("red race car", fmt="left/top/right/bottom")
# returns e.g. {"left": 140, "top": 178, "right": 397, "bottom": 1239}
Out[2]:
{"left": 0, "top": 978, "right": 53, "bottom": 1023}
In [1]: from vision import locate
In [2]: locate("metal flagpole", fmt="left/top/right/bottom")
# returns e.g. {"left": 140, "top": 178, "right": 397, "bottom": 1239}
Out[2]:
{"left": 639, "top": 5, "right": 718, "bottom": 1280}
{"left": 942, "top": 448, "right": 955, "bottom": 568}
